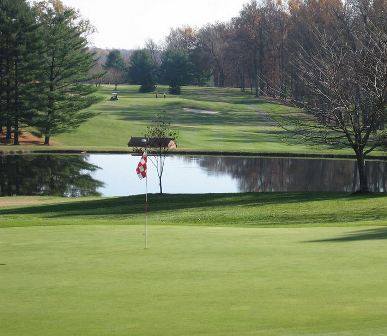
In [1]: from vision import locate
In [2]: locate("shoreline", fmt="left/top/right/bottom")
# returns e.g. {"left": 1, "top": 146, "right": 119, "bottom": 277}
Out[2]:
{"left": 0, "top": 147, "right": 386, "bottom": 161}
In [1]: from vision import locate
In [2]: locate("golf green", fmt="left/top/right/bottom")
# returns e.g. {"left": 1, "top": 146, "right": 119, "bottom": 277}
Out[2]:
{"left": 1, "top": 224, "right": 387, "bottom": 336}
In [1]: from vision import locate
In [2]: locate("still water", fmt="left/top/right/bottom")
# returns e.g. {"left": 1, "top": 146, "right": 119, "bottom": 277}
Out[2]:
{"left": 0, "top": 154, "right": 386, "bottom": 197}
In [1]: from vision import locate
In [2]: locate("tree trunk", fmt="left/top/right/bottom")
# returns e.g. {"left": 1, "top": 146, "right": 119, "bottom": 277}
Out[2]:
{"left": 219, "top": 70, "right": 225, "bottom": 88}
{"left": 13, "top": 117, "right": 19, "bottom": 145}
{"left": 351, "top": 163, "right": 358, "bottom": 192}
{"left": 5, "top": 53, "right": 11, "bottom": 144}
{"left": 158, "top": 175, "right": 163, "bottom": 194}
{"left": 355, "top": 150, "right": 368, "bottom": 193}
{"left": 5, "top": 122, "right": 12, "bottom": 144}
{"left": 14, "top": 59, "right": 19, "bottom": 146}
{"left": 255, "top": 74, "right": 260, "bottom": 97}
{"left": 240, "top": 71, "right": 245, "bottom": 92}
{"left": 44, "top": 135, "right": 50, "bottom": 145}
{"left": 258, "top": 25, "right": 264, "bottom": 97}
{"left": 253, "top": 56, "right": 259, "bottom": 97}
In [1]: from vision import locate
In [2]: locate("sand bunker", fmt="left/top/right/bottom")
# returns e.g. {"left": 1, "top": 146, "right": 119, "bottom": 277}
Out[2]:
{"left": 256, "top": 109, "right": 274, "bottom": 123}
{"left": 183, "top": 108, "right": 219, "bottom": 115}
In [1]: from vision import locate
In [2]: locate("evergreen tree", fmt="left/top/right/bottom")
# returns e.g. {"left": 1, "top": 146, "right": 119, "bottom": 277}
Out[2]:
{"left": 104, "top": 49, "right": 126, "bottom": 90}
{"left": 0, "top": 5, "right": 7, "bottom": 140}
{"left": 33, "top": 0, "right": 100, "bottom": 145}
{"left": 160, "top": 49, "right": 193, "bottom": 94}
{"left": 127, "top": 49, "right": 158, "bottom": 93}
{"left": 0, "top": 0, "right": 42, "bottom": 144}
{"left": 104, "top": 49, "right": 125, "bottom": 70}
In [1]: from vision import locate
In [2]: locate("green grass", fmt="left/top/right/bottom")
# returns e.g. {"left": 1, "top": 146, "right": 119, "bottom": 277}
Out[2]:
{"left": 1, "top": 193, "right": 386, "bottom": 228}
{"left": 1, "top": 193, "right": 387, "bottom": 336}
{"left": 3, "top": 85, "right": 384, "bottom": 156}
{"left": 56, "top": 85, "right": 313, "bottom": 153}
{"left": 1, "top": 225, "right": 387, "bottom": 336}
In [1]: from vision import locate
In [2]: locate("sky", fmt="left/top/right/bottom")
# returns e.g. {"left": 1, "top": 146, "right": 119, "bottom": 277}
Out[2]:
{"left": 59, "top": 0, "right": 249, "bottom": 50}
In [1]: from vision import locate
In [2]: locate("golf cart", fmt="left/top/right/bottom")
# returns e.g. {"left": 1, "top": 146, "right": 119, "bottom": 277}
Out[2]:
{"left": 110, "top": 92, "right": 118, "bottom": 101}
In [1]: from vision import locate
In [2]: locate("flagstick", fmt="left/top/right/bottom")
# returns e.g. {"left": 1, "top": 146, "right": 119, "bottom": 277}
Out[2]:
{"left": 145, "top": 166, "right": 148, "bottom": 249}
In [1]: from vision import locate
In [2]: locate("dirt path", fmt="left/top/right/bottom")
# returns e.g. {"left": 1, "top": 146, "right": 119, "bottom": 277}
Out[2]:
{"left": 0, "top": 131, "right": 59, "bottom": 145}
{"left": 1, "top": 131, "right": 41, "bottom": 145}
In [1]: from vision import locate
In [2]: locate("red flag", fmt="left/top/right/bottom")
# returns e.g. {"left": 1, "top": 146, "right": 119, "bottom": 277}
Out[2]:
{"left": 136, "top": 152, "right": 147, "bottom": 179}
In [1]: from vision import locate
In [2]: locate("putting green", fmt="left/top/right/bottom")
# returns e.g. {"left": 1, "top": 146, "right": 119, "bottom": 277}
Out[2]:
{"left": 1, "top": 225, "right": 387, "bottom": 336}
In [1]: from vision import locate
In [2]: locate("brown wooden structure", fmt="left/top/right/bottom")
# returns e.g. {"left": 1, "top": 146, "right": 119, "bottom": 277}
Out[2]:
{"left": 128, "top": 137, "right": 177, "bottom": 149}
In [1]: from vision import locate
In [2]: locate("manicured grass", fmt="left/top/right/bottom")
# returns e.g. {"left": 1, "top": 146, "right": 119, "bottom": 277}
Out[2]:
{"left": 3, "top": 85, "right": 384, "bottom": 156}
{"left": 1, "top": 193, "right": 386, "bottom": 228}
{"left": 55, "top": 85, "right": 314, "bottom": 153}
{"left": 1, "top": 193, "right": 386, "bottom": 336}
{"left": 2, "top": 225, "right": 387, "bottom": 336}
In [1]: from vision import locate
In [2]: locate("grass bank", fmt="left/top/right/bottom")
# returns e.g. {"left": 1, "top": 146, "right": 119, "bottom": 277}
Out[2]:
{"left": 1, "top": 193, "right": 386, "bottom": 228}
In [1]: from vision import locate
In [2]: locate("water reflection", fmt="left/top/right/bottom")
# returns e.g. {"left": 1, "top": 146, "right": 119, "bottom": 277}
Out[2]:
{"left": 0, "top": 155, "right": 103, "bottom": 197}
{"left": 0, "top": 154, "right": 385, "bottom": 197}
{"left": 195, "top": 156, "right": 386, "bottom": 193}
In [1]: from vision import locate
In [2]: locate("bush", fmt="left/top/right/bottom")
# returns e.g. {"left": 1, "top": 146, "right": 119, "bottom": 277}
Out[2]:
{"left": 168, "top": 85, "right": 181, "bottom": 95}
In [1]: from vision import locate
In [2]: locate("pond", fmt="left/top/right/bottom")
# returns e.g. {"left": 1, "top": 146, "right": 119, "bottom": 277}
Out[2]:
{"left": 0, "top": 154, "right": 386, "bottom": 197}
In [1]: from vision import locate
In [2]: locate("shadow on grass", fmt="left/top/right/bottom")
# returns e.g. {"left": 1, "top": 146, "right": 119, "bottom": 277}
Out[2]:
{"left": 0, "top": 193, "right": 383, "bottom": 220}
{"left": 98, "top": 88, "right": 286, "bottom": 128}
{"left": 110, "top": 103, "right": 265, "bottom": 127}
{"left": 308, "top": 228, "right": 387, "bottom": 243}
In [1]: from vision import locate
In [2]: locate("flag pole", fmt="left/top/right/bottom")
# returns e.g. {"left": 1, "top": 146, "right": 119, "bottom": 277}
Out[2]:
{"left": 137, "top": 142, "right": 148, "bottom": 250}
{"left": 145, "top": 167, "right": 148, "bottom": 249}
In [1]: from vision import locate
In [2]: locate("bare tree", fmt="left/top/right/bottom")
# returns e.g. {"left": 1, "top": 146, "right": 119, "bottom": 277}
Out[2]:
{"left": 144, "top": 113, "right": 178, "bottom": 194}
{"left": 166, "top": 26, "right": 197, "bottom": 51}
{"left": 197, "top": 23, "right": 231, "bottom": 87}
{"left": 285, "top": 3, "right": 386, "bottom": 193}
{"left": 145, "top": 39, "right": 162, "bottom": 66}
{"left": 233, "top": 0, "right": 264, "bottom": 96}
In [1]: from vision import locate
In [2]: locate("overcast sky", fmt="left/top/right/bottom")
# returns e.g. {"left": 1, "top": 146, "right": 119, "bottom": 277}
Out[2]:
{"left": 60, "top": 0, "right": 249, "bottom": 50}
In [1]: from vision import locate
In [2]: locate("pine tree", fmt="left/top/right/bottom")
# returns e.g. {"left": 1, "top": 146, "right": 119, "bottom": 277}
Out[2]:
{"left": 104, "top": 49, "right": 126, "bottom": 90}
{"left": 0, "top": 5, "right": 7, "bottom": 140}
{"left": 33, "top": 0, "right": 100, "bottom": 145}
{"left": 160, "top": 49, "right": 193, "bottom": 94}
{"left": 0, "top": 0, "right": 42, "bottom": 145}
{"left": 128, "top": 49, "right": 158, "bottom": 93}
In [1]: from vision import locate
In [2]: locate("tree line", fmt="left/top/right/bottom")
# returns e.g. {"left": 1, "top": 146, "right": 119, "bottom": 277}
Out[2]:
{"left": 100, "top": 46, "right": 196, "bottom": 95}
{"left": 103, "top": 0, "right": 386, "bottom": 100}
{"left": 0, "top": 0, "right": 99, "bottom": 145}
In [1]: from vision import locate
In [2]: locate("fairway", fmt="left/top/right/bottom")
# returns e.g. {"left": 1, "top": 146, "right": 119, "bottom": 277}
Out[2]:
{"left": 1, "top": 225, "right": 387, "bottom": 336}
{"left": 56, "top": 85, "right": 316, "bottom": 154}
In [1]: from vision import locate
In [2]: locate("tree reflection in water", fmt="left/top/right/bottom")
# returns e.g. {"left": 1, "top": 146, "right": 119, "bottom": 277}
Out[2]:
{"left": 196, "top": 157, "right": 386, "bottom": 193}
{"left": 0, "top": 155, "right": 104, "bottom": 197}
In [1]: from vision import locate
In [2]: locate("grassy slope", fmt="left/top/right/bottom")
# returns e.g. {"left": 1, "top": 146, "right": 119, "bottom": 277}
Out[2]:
{"left": 1, "top": 193, "right": 386, "bottom": 228}
{"left": 3, "top": 85, "right": 383, "bottom": 156}
{"left": 1, "top": 193, "right": 387, "bottom": 336}
{"left": 56, "top": 85, "right": 314, "bottom": 153}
